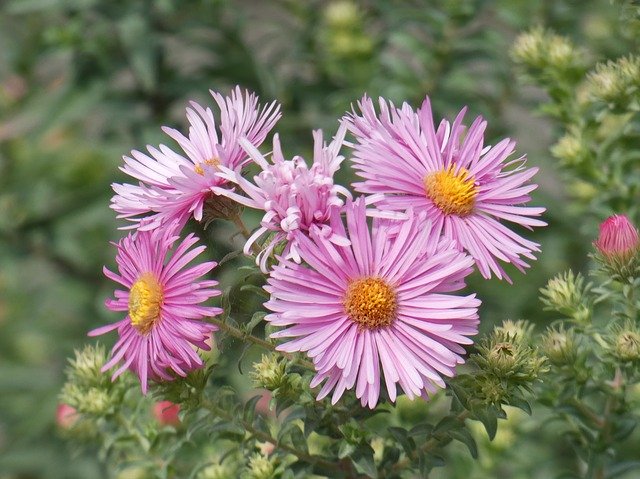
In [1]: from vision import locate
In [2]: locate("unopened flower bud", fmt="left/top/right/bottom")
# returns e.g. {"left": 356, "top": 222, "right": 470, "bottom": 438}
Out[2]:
{"left": 487, "top": 342, "right": 519, "bottom": 376}
{"left": 511, "top": 28, "right": 547, "bottom": 69}
{"left": 246, "top": 452, "right": 276, "bottom": 479}
{"left": 587, "top": 56, "right": 640, "bottom": 105}
{"left": 198, "top": 463, "right": 238, "bottom": 479}
{"left": 540, "top": 270, "right": 590, "bottom": 321}
{"left": 69, "top": 344, "right": 109, "bottom": 387}
{"left": 495, "top": 320, "right": 534, "bottom": 345}
{"left": 56, "top": 403, "right": 79, "bottom": 430}
{"left": 541, "top": 326, "right": 576, "bottom": 364}
{"left": 594, "top": 215, "right": 639, "bottom": 263}
{"left": 153, "top": 401, "right": 181, "bottom": 426}
{"left": 551, "top": 131, "right": 589, "bottom": 167}
{"left": 324, "top": 1, "right": 360, "bottom": 29}
{"left": 81, "top": 388, "right": 111, "bottom": 415}
{"left": 612, "top": 330, "right": 640, "bottom": 362}
{"left": 251, "top": 354, "right": 287, "bottom": 391}
{"left": 478, "top": 376, "right": 508, "bottom": 405}
{"left": 547, "top": 36, "right": 575, "bottom": 68}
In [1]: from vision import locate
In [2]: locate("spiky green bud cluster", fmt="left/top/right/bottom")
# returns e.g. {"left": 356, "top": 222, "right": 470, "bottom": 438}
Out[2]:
{"left": 60, "top": 344, "right": 121, "bottom": 416}
{"left": 244, "top": 452, "right": 277, "bottom": 479}
{"left": 475, "top": 329, "right": 547, "bottom": 382}
{"left": 540, "top": 270, "right": 590, "bottom": 322}
{"left": 251, "top": 353, "right": 288, "bottom": 391}
{"left": 587, "top": 56, "right": 640, "bottom": 107}
{"left": 541, "top": 326, "right": 577, "bottom": 365}
{"left": 511, "top": 27, "right": 582, "bottom": 74}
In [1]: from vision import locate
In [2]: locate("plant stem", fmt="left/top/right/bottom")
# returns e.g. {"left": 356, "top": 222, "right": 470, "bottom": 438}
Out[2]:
{"left": 208, "top": 316, "right": 315, "bottom": 371}
{"left": 202, "top": 399, "right": 362, "bottom": 477}
{"left": 382, "top": 410, "right": 470, "bottom": 477}
{"left": 230, "top": 210, "right": 262, "bottom": 256}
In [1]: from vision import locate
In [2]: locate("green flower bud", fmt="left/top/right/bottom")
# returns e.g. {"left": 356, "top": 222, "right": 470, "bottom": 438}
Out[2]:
{"left": 511, "top": 28, "right": 547, "bottom": 69}
{"left": 495, "top": 320, "right": 535, "bottom": 345}
{"left": 81, "top": 388, "right": 112, "bottom": 415}
{"left": 244, "top": 452, "right": 277, "bottom": 479}
{"left": 587, "top": 56, "right": 640, "bottom": 106}
{"left": 324, "top": 1, "right": 360, "bottom": 29}
{"left": 539, "top": 270, "right": 590, "bottom": 321}
{"left": 611, "top": 328, "right": 640, "bottom": 362}
{"left": 68, "top": 344, "right": 109, "bottom": 387}
{"left": 541, "top": 326, "right": 577, "bottom": 365}
{"left": 487, "top": 342, "right": 519, "bottom": 376}
{"left": 251, "top": 354, "right": 287, "bottom": 391}
{"left": 198, "top": 462, "right": 238, "bottom": 479}
{"left": 478, "top": 376, "right": 508, "bottom": 405}
{"left": 551, "top": 131, "right": 589, "bottom": 167}
{"left": 547, "top": 35, "right": 575, "bottom": 68}
{"left": 475, "top": 327, "right": 548, "bottom": 382}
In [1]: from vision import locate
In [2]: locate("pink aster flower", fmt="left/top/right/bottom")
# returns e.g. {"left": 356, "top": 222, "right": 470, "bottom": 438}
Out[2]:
{"left": 89, "top": 225, "right": 221, "bottom": 393}
{"left": 111, "top": 87, "right": 281, "bottom": 229}
{"left": 264, "top": 198, "right": 480, "bottom": 408}
{"left": 594, "top": 214, "right": 639, "bottom": 262}
{"left": 344, "top": 95, "right": 546, "bottom": 282}
{"left": 212, "top": 125, "right": 351, "bottom": 271}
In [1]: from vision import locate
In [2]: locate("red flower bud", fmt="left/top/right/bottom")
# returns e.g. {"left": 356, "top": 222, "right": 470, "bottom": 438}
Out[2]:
{"left": 594, "top": 215, "right": 639, "bottom": 262}
{"left": 152, "top": 401, "right": 180, "bottom": 426}
{"left": 56, "top": 403, "right": 79, "bottom": 429}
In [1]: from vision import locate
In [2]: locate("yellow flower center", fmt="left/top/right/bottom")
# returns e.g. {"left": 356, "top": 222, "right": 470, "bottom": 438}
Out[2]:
{"left": 424, "top": 165, "right": 478, "bottom": 216}
{"left": 344, "top": 277, "right": 397, "bottom": 330}
{"left": 194, "top": 157, "right": 221, "bottom": 176}
{"left": 128, "top": 272, "right": 163, "bottom": 335}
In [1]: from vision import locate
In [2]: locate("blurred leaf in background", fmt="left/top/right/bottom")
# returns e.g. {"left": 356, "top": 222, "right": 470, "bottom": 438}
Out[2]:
{"left": 0, "top": 0, "right": 635, "bottom": 477}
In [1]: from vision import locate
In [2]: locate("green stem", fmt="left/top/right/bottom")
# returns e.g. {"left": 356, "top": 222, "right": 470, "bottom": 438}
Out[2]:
{"left": 209, "top": 316, "right": 315, "bottom": 371}
{"left": 202, "top": 399, "right": 361, "bottom": 477}
{"left": 382, "top": 410, "right": 470, "bottom": 477}
{"left": 230, "top": 211, "right": 262, "bottom": 257}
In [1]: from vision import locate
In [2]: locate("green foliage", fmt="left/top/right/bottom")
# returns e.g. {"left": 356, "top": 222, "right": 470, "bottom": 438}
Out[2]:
{"left": 3, "top": 0, "right": 640, "bottom": 478}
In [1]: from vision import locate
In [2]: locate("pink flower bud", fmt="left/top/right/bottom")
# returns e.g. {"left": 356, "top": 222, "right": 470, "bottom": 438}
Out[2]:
{"left": 152, "top": 401, "right": 181, "bottom": 426}
{"left": 594, "top": 215, "right": 640, "bottom": 261}
{"left": 56, "top": 403, "right": 79, "bottom": 429}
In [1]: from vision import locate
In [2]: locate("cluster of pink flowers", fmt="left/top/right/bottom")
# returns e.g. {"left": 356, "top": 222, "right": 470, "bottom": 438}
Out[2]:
{"left": 92, "top": 87, "right": 547, "bottom": 407}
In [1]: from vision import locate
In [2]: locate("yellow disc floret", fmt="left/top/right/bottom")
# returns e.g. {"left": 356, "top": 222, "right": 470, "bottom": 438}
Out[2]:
{"left": 128, "top": 272, "right": 164, "bottom": 335}
{"left": 424, "top": 164, "right": 478, "bottom": 216}
{"left": 194, "top": 157, "right": 221, "bottom": 176}
{"left": 344, "top": 277, "right": 397, "bottom": 330}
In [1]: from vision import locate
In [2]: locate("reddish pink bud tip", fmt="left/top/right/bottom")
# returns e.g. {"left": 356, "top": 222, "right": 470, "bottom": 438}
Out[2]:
{"left": 594, "top": 214, "right": 640, "bottom": 261}
{"left": 56, "top": 404, "right": 79, "bottom": 429}
{"left": 152, "top": 401, "right": 181, "bottom": 426}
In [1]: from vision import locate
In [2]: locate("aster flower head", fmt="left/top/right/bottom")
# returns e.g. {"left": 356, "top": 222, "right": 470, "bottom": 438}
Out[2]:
{"left": 594, "top": 214, "right": 639, "bottom": 262}
{"left": 264, "top": 197, "right": 480, "bottom": 408}
{"left": 111, "top": 87, "right": 281, "bottom": 229}
{"left": 344, "top": 95, "right": 546, "bottom": 282}
{"left": 90, "top": 224, "right": 222, "bottom": 393}
{"left": 213, "top": 125, "right": 351, "bottom": 272}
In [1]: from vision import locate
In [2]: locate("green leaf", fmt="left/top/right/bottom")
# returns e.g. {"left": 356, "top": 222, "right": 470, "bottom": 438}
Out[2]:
{"left": 387, "top": 427, "right": 415, "bottom": 454}
{"left": 338, "top": 442, "right": 357, "bottom": 459}
{"left": 245, "top": 311, "right": 267, "bottom": 334}
{"left": 240, "top": 283, "right": 270, "bottom": 299}
{"left": 473, "top": 407, "right": 499, "bottom": 440}
{"left": 605, "top": 461, "right": 640, "bottom": 479}
{"left": 352, "top": 448, "right": 377, "bottom": 478}
{"left": 509, "top": 397, "right": 532, "bottom": 415}
{"left": 449, "top": 429, "right": 478, "bottom": 458}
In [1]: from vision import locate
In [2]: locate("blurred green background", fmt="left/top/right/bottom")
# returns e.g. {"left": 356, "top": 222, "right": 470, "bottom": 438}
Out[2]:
{"left": 0, "top": 0, "right": 633, "bottom": 477}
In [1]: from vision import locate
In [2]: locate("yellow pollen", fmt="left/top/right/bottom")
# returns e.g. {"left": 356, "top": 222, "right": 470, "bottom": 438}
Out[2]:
{"left": 424, "top": 165, "right": 478, "bottom": 216}
{"left": 194, "top": 157, "right": 221, "bottom": 176}
{"left": 344, "top": 277, "right": 397, "bottom": 330}
{"left": 128, "top": 272, "right": 163, "bottom": 335}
